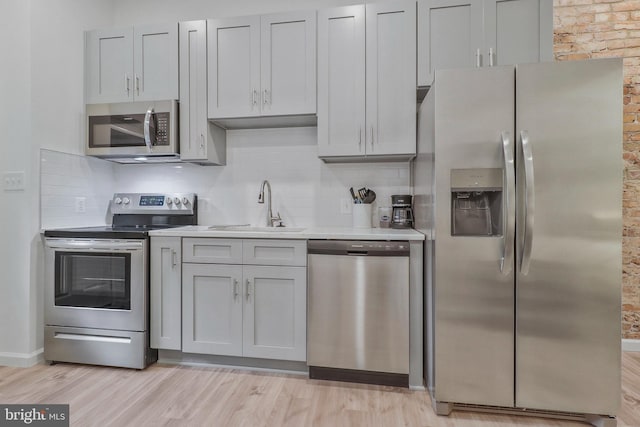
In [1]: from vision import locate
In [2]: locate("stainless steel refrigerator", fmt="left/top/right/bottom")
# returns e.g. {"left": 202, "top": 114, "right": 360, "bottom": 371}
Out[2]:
{"left": 414, "top": 59, "right": 622, "bottom": 425}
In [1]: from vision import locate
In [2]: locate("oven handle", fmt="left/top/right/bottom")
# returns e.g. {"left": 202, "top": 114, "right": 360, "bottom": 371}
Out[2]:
{"left": 45, "top": 240, "right": 144, "bottom": 251}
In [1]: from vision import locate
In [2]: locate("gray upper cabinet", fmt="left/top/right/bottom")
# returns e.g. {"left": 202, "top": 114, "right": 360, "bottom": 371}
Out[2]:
{"left": 417, "top": 0, "right": 553, "bottom": 86}
{"left": 207, "top": 11, "right": 316, "bottom": 124}
{"left": 417, "top": 0, "right": 482, "bottom": 87}
{"left": 86, "top": 23, "right": 179, "bottom": 104}
{"left": 85, "top": 28, "right": 134, "bottom": 104}
{"left": 179, "top": 20, "right": 227, "bottom": 165}
{"left": 318, "top": 0, "right": 416, "bottom": 161}
{"left": 483, "top": 0, "right": 553, "bottom": 67}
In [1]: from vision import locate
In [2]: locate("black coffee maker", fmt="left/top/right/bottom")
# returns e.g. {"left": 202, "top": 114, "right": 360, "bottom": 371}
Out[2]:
{"left": 391, "top": 194, "right": 414, "bottom": 229}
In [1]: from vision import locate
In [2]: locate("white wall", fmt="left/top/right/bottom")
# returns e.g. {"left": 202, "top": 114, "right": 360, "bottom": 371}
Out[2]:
{"left": 0, "top": 0, "right": 33, "bottom": 365}
{"left": 112, "top": 0, "right": 361, "bottom": 24}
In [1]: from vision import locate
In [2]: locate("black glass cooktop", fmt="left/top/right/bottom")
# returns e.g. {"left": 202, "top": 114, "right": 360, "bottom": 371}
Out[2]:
{"left": 43, "top": 225, "right": 177, "bottom": 239}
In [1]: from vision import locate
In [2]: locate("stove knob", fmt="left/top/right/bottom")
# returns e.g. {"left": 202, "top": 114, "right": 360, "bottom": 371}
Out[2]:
{"left": 174, "top": 197, "right": 181, "bottom": 206}
{"left": 123, "top": 197, "right": 130, "bottom": 205}
{"left": 182, "top": 197, "right": 190, "bottom": 205}
{"left": 114, "top": 197, "right": 122, "bottom": 205}
{"left": 166, "top": 197, "right": 173, "bottom": 205}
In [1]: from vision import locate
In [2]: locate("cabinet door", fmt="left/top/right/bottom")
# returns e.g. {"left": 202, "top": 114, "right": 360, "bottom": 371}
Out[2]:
{"left": 150, "top": 237, "right": 182, "bottom": 350}
{"left": 182, "top": 264, "right": 243, "bottom": 356}
{"left": 208, "top": 17, "right": 261, "bottom": 119}
{"left": 366, "top": 0, "right": 417, "bottom": 157}
{"left": 179, "top": 20, "right": 208, "bottom": 161}
{"left": 317, "top": 5, "right": 366, "bottom": 158}
{"left": 242, "top": 266, "right": 306, "bottom": 361}
{"left": 85, "top": 27, "right": 133, "bottom": 104}
{"left": 134, "top": 23, "right": 179, "bottom": 101}
{"left": 483, "top": 0, "right": 553, "bottom": 66}
{"left": 417, "top": 0, "right": 483, "bottom": 86}
{"left": 260, "top": 11, "right": 317, "bottom": 116}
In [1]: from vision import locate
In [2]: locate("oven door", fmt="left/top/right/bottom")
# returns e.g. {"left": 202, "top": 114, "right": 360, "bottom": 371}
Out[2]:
{"left": 44, "top": 238, "right": 147, "bottom": 332}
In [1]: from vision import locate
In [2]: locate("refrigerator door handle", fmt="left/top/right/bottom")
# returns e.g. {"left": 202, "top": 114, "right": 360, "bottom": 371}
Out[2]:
{"left": 520, "top": 130, "right": 535, "bottom": 275}
{"left": 501, "top": 131, "right": 515, "bottom": 275}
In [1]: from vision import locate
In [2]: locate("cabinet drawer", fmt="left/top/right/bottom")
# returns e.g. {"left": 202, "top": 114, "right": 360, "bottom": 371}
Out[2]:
{"left": 182, "top": 238, "right": 243, "bottom": 264}
{"left": 243, "top": 239, "right": 307, "bottom": 266}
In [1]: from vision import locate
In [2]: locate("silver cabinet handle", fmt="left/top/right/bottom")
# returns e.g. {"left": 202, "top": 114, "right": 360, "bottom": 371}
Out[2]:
{"left": 489, "top": 48, "right": 495, "bottom": 67}
{"left": 370, "top": 126, "right": 374, "bottom": 151}
{"left": 252, "top": 89, "right": 257, "bottom": 106}
{"left": 124, "top": 74, "right": 130, "bottom": 95}
{"left": 233, "top": 279, "right": 239, "bottom": 299}
{"left": 200, "top": 133, "right": 205, "bottom": 149}
{"left": 171, "top": 250, "right": 177, "bottom": 268}
{"left": 263, "top": 89, "right": 269, "bottom": 105}
{"left": 520, "top": 130, "right": 535, "bottom": 275}
{"left": 500, "top": 131, "right": 515, "bottom": 275}
{"left": 246, "top": 279, "right": 251, "bottom": 300}
{"left": 358, "top": 127, "right": 362, "bottom": 151}
{"left": 135, "top": 74, "right": 140, "bottom": 95}
{"left": 476, "top": 49, "right": 481, "bottom": 68}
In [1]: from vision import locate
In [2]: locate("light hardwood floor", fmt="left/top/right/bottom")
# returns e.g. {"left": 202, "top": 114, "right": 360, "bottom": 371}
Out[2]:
{"left": 0, "top": 352, "right": 639, "bottom": 427}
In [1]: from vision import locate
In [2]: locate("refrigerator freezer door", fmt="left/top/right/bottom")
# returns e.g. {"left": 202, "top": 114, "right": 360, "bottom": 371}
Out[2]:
{"left": 433, "top": 66, "right": 515, "bottom": 407}
{"left": 515, "top": 59, "right": 622, "bottom": 415}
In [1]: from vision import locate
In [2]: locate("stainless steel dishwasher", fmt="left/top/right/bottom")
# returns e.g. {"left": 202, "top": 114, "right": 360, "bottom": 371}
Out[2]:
{"left": 307, "top": 240, "right": 410, "bottom": 387}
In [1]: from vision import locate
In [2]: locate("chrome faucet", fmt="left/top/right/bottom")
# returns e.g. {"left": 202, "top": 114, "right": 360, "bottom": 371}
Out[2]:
{"left": 258, "top": 180, "right": 282, "bottom": 227}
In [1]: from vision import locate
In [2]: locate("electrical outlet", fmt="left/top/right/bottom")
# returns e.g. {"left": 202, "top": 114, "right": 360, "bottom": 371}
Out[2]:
{"left": 75, "top": 197, "right": 86, "bottom": 213}
{"left": 3, "top": 171, "right": 25, "bottom": 191}
{"left": 340, "top": 198, "right": 353, "bottom": 214}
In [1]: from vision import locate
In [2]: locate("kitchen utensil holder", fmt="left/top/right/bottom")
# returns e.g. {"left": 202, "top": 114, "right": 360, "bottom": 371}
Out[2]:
{"left": 353, "top": 204, "right": 372, "bottom": 228}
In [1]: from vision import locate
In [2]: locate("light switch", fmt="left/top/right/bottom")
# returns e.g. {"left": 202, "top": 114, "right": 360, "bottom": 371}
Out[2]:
{"left": 3, "top": 171, "right": 25, "bottom": 191}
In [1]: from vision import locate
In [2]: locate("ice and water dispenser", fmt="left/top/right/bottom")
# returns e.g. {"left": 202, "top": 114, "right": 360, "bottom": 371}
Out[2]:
{"left": 451, "top": 168, "right": 503, "bottom": 236}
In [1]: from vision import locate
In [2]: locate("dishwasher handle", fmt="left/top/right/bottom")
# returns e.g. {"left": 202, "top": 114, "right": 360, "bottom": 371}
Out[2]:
{"left": 308, "top": 240, "right": 410, "bottom": 257}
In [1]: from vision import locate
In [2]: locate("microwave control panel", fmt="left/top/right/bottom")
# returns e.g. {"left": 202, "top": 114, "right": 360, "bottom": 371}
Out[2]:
{"left": 156, "top": 113, "right": 169, "bottom": 146}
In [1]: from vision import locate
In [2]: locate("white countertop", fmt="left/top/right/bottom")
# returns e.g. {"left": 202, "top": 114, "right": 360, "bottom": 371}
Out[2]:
{"left": 148, "top": 225, "right": 425, "bottom": 241}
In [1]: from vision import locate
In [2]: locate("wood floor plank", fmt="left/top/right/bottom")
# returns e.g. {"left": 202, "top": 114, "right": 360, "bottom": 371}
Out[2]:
{"left": 0, "top": 353, "right": 639, "bottom": 427}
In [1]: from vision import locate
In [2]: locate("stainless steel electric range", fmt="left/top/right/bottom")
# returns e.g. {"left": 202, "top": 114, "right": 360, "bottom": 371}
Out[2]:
{"left": 43, "top": 193, "right": 197, "bottom": 369}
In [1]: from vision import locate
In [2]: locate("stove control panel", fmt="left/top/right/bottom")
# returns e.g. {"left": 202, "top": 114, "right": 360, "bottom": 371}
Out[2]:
{"left": 111, "top": 193, "right": 196, "bottom": 215}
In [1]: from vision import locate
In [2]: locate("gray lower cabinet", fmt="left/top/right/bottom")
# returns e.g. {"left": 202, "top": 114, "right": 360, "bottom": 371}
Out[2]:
{"left": 181, "top": 263, "right": 243, "bottom": 355}
{"left": 166, "top": 238, "right": 307, "bottom": 362}
{"left": 417, "top": 0, "right": 553, "bottom": 86}
{"left": 242, "top": 265, "right": 307, "bottom": 361}
{"left": 150, "top": 237, "right": 182, "bottom": 350}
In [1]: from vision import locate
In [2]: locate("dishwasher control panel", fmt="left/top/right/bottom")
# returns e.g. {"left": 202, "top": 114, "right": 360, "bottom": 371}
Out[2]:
{"left": 307, "top": 240, "right": 410, "bottom": 256}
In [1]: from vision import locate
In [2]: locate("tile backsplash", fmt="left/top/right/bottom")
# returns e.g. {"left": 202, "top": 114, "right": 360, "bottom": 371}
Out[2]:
{"left": 40, "top": 127, "right": 411, "bottom": 229}
{"left": 40, "top": 149, "right": 115, "bottom": 229}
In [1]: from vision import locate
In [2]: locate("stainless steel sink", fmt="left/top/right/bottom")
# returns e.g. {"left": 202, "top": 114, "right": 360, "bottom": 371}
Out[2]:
{"left": 207, "top": 225, "right": 305, "bottom": 232}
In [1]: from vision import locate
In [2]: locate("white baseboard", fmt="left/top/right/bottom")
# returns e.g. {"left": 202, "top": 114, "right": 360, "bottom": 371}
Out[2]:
{"left": 0, "top": 348, "right": 44, "bottom": 367}
{"left": 622, "top": 339, "right": 640, "bottom": 352}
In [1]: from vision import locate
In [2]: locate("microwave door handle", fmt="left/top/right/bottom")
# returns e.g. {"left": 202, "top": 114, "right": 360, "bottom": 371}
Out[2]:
{"left": 144, "top": 107, "right": 155, "bottom": 152}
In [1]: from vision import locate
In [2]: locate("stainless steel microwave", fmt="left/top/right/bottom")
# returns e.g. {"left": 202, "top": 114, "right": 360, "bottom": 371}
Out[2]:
{"left": 86, "top": 100, "right": 179, "bottom": 163}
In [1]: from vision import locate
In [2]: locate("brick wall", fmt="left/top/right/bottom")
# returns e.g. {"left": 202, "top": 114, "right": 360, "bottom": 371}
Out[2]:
{"left": 554, "top": 0, "right": 640, "bottom": 339}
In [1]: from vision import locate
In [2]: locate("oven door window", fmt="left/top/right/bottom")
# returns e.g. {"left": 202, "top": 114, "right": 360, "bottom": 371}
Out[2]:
{"left": 55, "top": 252, "right": 131, "bottom": 310}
